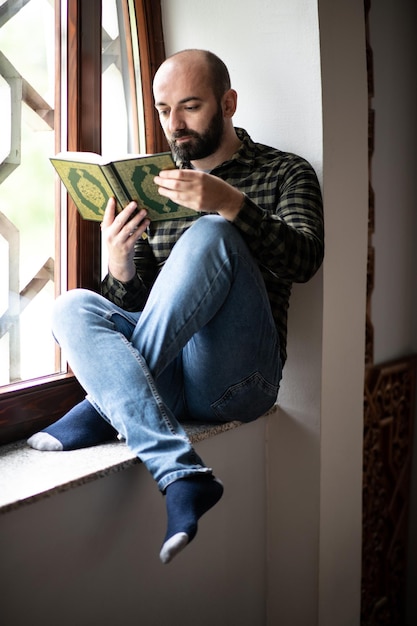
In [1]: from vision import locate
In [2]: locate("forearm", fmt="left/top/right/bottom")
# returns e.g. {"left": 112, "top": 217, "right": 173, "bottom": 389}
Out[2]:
{"left": 216, "top": 186, "right": 245, "bottom": 222}
{"left": 107, "top": 258, "right": 137, "bottom": 284}
{"left": 101, "top": 237, "right": 158, "bottom": 310}
{"left": 233, "top": 190, "right": 324, "bottom": 283}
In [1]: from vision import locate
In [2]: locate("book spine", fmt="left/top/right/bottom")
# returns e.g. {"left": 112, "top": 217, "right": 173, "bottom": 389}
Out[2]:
{"left": 101, "top": 164, "right": 131, "bottom": 211}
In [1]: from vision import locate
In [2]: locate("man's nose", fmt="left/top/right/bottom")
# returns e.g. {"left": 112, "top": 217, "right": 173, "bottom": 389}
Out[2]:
{"left": 168, "top": 110, "right": 185, "bottom": 133}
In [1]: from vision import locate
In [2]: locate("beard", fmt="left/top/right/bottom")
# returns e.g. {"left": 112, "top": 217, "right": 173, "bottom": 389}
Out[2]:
{"left": 168, "top": 105, "right": 224, "bottom": 163}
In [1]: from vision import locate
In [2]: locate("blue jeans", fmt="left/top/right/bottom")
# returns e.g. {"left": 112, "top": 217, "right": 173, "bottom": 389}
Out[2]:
{"left": 52, "top": 216, "right": 281, "bottom": 491}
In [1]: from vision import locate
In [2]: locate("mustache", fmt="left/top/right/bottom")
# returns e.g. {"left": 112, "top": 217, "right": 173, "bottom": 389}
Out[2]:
{"left": 171, "top": 129, "right": 200, "bottom": 140}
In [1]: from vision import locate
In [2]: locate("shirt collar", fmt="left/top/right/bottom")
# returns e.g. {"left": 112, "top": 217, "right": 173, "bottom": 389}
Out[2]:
{"left": 227, "top": 127, "right": 257, "bottom": 167}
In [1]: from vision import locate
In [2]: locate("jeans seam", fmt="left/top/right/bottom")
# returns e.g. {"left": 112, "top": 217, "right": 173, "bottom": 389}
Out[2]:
{"left": 121, "top": 335, "right": 188, "bottom": 440}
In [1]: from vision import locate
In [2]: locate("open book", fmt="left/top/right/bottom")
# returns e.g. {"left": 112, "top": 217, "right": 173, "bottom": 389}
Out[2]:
{"left": 50, "top": 151, "right": 195, "bottom": 222}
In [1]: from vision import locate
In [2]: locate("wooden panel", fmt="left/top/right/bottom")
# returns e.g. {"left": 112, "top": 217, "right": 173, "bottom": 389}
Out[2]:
{"left": 362, "top": 356, "right": 417, "bottom": 625}
{"left": 67, "top": 0, "right": 102, "bottom": 292}
{"left": 134, "top": 0, "right": 167, "bottom": 153}
{"left": 0, "top": 376, "right": 85, "bottom": 445}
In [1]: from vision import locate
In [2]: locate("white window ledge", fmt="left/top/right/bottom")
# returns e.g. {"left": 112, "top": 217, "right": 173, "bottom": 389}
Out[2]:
{"left": 0, "top": 419, "right": 252, "bottom": 514}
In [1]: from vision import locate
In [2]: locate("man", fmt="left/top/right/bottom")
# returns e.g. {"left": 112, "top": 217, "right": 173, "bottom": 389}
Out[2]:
{"left": 28, "top": 49, "right": 324, "bottom": 564}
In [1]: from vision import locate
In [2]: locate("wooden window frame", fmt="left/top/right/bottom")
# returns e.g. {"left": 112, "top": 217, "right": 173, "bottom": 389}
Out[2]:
{"left": 0, "top": 0, "right": 166, "bottom": 445}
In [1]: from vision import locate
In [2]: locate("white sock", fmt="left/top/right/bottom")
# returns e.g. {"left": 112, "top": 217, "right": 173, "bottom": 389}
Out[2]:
{"left": 159, "top": 532, "right": 189, "bottom": 564}
{"left": 27, "top": 432, "right": 63, "bottom": 451}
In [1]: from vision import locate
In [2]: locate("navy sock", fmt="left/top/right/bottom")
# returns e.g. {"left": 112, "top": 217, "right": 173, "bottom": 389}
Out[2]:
{"left": 27, "top": 399, "right": 118, "bottom": 451}
{"left": 159, "top": 474, "right": 224, "bottom": 564}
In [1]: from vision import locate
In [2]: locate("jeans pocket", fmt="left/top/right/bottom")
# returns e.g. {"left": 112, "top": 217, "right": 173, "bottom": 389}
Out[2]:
{"left": 211, "top": 371, "right": 279, "bottom": 423}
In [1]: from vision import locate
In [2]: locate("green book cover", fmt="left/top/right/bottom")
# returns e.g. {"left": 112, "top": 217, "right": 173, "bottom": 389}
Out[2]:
{"left": 50, "top": 151, "right": 195, "bottom": 222}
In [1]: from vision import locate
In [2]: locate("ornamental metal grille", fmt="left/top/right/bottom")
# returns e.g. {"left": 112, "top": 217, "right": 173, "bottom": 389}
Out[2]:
{"left": 0, "top": 0, "right": 143, "bottom": 385}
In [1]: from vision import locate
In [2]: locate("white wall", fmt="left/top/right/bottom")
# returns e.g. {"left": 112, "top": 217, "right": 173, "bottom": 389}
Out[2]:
{"left": 161, "top": 6, "right": 324, "bottom": 620}
{"left": 162, "top": 1, "right": 368, "bottom": 624}
{"left": 0, "top": 420, "right": 269, "bottom": 626}
{"left": 0, "top": 2, "right": 369, "bottom": 625}
{"left": 318, "top": 3, "right": 368, "bottom": 623}
{"left": 161, "top": 0, "right": 323, "bottom": 172}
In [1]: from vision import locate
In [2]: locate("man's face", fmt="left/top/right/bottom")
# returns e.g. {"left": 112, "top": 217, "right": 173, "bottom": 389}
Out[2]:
{"left": 153, "top": 59, "right": 226, "bottom": 163}
{"left": 167, "top": 103, "right": 224, "bottom": 163}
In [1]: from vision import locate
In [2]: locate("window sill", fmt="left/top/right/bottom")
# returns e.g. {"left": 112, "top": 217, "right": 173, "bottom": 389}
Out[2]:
{"left": 0, "top": 419, "right": 253, "bottom": 514}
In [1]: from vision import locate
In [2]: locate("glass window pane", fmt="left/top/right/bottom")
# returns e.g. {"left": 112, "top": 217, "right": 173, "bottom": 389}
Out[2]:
{"left": 0, "top": 0, "right": 59, "bottom": 385}
{"left": 102, "top": 0, "right": 144, "bottom": 155}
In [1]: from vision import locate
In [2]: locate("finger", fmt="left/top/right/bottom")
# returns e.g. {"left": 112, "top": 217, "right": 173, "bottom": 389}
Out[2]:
{"left": 115, "top": 201, "right": 139, "bottom": 226}
{"left": 102, "top": 197, "right": 117, "bottom": 228}
{"left": 160, "top": 168, "right": 202, "bottom": 180}
{"left": 154, "top": 168, "right": 192, "bottom": 186}
{"left": 118, "top": 206, "right": 148, "bottom": 233}
{"left": 110, "top": 203, "right": 145, "bottom": 238}
{"left": 126, "top": 215, "right": 150, "bottom": 241}
{"left": 154, "top": 174, "right": 179, "bottom": 191}
{"left": 157, "top": 168, "right": 183, "bottom": 179}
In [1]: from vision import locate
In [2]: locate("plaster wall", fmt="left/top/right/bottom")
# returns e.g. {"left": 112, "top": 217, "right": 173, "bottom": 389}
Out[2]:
{"left": 0, "top": 1, "right": 369, "bottom": 624}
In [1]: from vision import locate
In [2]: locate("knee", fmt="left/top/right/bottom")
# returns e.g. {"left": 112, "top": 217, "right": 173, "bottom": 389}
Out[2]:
{"left": 191, "top": 215, "right": 232, "bottom": 239}
{"left": 52, "top": 288, "right": 101, "bottom": 340}
{"left": 185, "top": 215, "right": 244, "bottom": 253}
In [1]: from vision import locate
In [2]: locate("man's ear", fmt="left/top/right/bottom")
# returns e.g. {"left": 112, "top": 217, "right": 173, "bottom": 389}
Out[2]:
{"left": 222, "top": 89, "right": 238, "bottom": 118}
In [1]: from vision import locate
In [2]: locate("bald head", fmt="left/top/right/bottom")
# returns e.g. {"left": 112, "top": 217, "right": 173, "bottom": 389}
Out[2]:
{"left": 153, "top": 49, "right": 240, "bottom": 168}
{"left": 154, "top": 49, "right": 231, "bottom": 104}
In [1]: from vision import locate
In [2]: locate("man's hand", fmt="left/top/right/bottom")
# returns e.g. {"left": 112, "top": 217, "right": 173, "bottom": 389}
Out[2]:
{"left": 101, "top": 198, "right": 149, "bottom": 283}
{"left": 154, "top": 169, "right": 244, "bottom": 221}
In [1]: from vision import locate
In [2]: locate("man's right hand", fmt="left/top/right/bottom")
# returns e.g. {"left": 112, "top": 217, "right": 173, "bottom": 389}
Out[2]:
{"left": 101, "top": 197, "right": 149, "bottom": 283}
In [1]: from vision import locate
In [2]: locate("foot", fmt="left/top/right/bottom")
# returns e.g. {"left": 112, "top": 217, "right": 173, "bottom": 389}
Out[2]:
{"left": 159, "top": 474, "right": 224, "bottom": 564}
{"left": 27, "top": 399, "right": 118, "bottom": 451}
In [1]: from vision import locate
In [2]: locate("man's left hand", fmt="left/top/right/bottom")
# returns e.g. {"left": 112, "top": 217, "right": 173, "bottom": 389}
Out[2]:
{"left": 154, "top": 169, "right": 244, "bottom": 221}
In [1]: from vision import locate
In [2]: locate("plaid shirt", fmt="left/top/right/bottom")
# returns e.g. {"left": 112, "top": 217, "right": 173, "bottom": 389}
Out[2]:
{"left": 102, "top": 128, "right": 324, "bottom": 364}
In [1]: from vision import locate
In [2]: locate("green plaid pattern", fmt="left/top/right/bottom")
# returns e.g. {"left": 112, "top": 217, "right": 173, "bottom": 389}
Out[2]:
{"left": 102, "top": 128, "right": 324, "bottom": 364}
